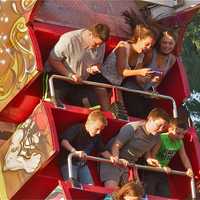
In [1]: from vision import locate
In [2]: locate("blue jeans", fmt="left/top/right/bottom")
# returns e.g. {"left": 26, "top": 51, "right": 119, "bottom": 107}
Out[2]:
{"left": 60, "top": 162, "right": 94, "bottom": 185}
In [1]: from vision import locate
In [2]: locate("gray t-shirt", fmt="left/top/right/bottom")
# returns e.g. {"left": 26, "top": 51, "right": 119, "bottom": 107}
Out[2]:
{"left": 48, "top": 29, "right": 105, "bottom": 80}
{"left": 108, "top": 121, "right": 160, "bottom": 163}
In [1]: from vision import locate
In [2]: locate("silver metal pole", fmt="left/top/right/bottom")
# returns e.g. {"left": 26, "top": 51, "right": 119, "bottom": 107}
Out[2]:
{"left": 67, "top": 152, "right": 76, "bottom": 180}
{"left": 67, "top": 153, "right": 196, "bottom": 197}
{"left": 85, "top": 155, "right": 187, "bottom": 176}
{"left": 191, "top": 177, "right": 197, "bottom": 199}
{"left": 49, "top": 75, "right": 57, "bottom": 105}
{"left": 49, "top": 75, "right": 178, "bottom": 118}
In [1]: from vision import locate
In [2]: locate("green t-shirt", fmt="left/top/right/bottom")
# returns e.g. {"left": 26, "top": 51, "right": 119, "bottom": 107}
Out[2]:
{"left": 156, "top": 133, "right": 183, "bottom": 167}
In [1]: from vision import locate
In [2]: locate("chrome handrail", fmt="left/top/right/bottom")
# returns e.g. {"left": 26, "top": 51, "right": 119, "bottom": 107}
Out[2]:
{"left": 49, "top": 74, "right": 178, "bottom": 118}
{"left": 67, "top": 153, "right": 196, "bottom": 199}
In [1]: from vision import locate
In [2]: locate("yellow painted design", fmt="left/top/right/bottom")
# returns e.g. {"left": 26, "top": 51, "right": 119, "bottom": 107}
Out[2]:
{"left": 0, "top": 162, "right": 8, "bottom": 200}
{"left": 21, "top": 0, "right": 37, "bottom": 11}
{"left": 0, "top": 53, "right": 20, "bottom": 101}
{"left": 0, "top": 103, "right": 55, "bottom": 199}
{"left": 0, "top": 67, "right": 16, "bottom": 101}
{"left": 0, "top": 0, "right": 38, "bottom": 111}
{"left": 10, "top": 17, "right": 33, "bottom": 55}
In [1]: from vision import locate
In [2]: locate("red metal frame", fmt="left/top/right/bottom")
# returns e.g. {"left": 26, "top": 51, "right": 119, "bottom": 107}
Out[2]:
{"left": 1, "top": 2, "right": 200, "bottom": 199}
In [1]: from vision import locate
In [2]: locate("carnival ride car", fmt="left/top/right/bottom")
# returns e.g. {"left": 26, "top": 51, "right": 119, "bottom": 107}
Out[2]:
{"left": 0, "top": 0, "right": 200, "bottom": 199}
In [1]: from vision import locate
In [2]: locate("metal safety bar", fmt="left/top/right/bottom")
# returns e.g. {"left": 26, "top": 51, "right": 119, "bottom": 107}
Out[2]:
{"left": 68, "top": 153, "right": 196, "bottom": 199}
{"left": 49, "top": 74, "right": 178, "bottom": 118}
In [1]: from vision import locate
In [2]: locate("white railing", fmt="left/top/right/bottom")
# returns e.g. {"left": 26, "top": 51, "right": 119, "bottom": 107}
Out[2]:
{"left": 49, "top": 74, "right": 178, "bottom": 118}
{"left": 67, "top": 153, "right": 196, "bottom": 199}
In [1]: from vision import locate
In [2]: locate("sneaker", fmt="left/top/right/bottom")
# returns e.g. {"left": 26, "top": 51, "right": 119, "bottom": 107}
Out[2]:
{"left": 110, "top": 101, "right": 128, "bottom": 120}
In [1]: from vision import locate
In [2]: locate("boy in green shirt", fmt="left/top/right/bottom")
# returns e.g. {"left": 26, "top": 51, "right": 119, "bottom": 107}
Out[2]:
{"left": 144, "top": 118, "right": 193, "bottom": 197}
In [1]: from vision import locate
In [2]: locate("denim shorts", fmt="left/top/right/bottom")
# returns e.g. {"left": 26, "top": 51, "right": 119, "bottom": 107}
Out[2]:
{"left": 60, "top": 162, "right": 94, "bottom": 185}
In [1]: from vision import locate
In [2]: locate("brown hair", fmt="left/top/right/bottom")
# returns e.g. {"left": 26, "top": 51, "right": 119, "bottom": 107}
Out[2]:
{"left": 112, "top": 181, "right": 144, "bottom": 200}
{"left": 89, "top": 24, "right": 110, "bottom": 42}
{"left": 130, "top": 24, "right": 156, "bottom": 43}
{"left": 147, "top": 108, "right": 170, "bottom": 123}
{"left": 87, "top": 110, "right": 108, "bottom": 126}
{"left": 156, "top": 30, "right": 177, "bottom": 50}
{"left": 169, "top": 117, "right": 188, "bottom": 130}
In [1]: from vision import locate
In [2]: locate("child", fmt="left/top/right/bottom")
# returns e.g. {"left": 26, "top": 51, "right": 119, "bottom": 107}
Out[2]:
{"left": 145, "top": 118, "right": 193, "bottom": 197}
{"left": 104, "top": 180, "right": 144, "bottom": 200}
{"left": 59, "top": 110, "right": 117, "bottom": 184}
{"left": 100, "top": 108, "right": 170, "bottom": 189}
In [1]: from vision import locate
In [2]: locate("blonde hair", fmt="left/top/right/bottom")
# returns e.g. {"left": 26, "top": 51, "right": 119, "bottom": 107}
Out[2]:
{"left": 87, "top": 110, "right": 107, "bottom": 126}
{"left": 147, "top": 108, "right": 170, "bottom": 123}
{"left": 130, "top": 24, "right": 156, "bottom": 43}
{"left": 112, "top": 181, "right": 144, "bottom": 200}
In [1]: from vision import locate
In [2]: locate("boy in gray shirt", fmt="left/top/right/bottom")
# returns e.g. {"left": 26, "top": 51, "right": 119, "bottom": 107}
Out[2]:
{"left": 100, "top": 108, "right": 170, "bottom": 189}
{"left": 45, "top": 24, "right": 110, "bottom": 106}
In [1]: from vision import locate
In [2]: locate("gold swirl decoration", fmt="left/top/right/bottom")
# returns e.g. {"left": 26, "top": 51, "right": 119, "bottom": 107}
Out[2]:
{"left": 10, "top": 17, "right": 31, "bottom": 55}
{"left": 21, "top": 0, "right": 37, "bottom": 11}
{"left": 0, "top": 0, "right": 38, "bottom": 111}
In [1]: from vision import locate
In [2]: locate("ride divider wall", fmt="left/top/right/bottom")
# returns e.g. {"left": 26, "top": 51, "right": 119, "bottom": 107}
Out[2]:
{"left": 0, "top": 12, "right": 199, "bottom": 199}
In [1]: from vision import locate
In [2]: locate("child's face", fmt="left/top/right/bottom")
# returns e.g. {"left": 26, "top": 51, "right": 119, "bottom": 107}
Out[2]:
{"left": 146, "top": 117, "right": 167, "bottom": 135}
{"left": 87, "top": 120, "right": 105, "bottom": 137}
{"left": 160, "top": 34, "right": 176, "bottom": 55}
{"left": 136, "top": 36, "right": 155, "bottom": 53}
{"left": 168, "top": 126, "right": 186, "bottom": 140}
{"left": 89, "top": 33, "right": 104, "bottom": 49}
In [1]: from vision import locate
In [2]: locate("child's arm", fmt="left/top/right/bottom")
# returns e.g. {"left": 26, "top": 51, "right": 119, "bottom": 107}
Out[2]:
{"left": 146, "top": 142, "right": 161, "bottom": 167}
{"left": 115, "top": 45, "right": 152, "bottom": 77}
{"left": 110, "top": 142, "right": 128, "bottom": 167}
{"left": 100, "top": 151, "right": 119, "bottom": 164}
{"left": 61, "top": 139, "right": 86, "bottom": 158}
{"left": 178, "top": 145, "right": 193, "bottom": 177}
{"left": 151, "top": 142, "right": 161, "bottom": 158}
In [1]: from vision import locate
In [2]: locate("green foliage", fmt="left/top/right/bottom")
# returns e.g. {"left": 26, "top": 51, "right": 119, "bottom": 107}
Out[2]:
{"left": 184, "top": 10, "right": 200, "bottom": 52}
{"left": 182, "top": 38, "right": 200, "bottom": 90}
{"left": 182, "top": 10, "right": 200, "bottom": 136}
{"left": 182, "top": 10, "right": 200, "bottom": 91}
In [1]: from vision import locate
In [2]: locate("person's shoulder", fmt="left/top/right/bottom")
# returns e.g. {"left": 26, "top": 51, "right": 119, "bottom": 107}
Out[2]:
{"left": 62, "top": 29, "right": 83, "bottom": 37}
{"left": 169, "top": 53, "right": 176, "bottom": 66}
{"left": 60, "top": 29, "right": 83, "bottom": 42}
{"left": 97, "top": 43, "right": 106, "bottom": 53}
{"left": 76, "top": 122, "right": 85, "bottom": 130}
{"left": 117, "top": 123, "right": 135, "bottom": 138}
{"left": 160, "top": 132, "right": 169, "bottom": 136}
{"left": 143, "top": 49, "right": 153, "bottom": 65}
{"left": 128, "top": 120, "right": 145, "bottom": 130}
{"left": 160, "top": 132, "right": 169, "bottom": 140}
{"left": 118, "top": 121, "right": 145, "bottom": 136}
{"left": 117, "top": 40, "right": 129, "bottom": 48}
{"left": 114, "top": 41, "right": 130, "bottom": 56}
{"left": 60, "top": 123, "right": 84, "bottom": 140}
{"left": 66, "top": 122, "right": 84, "bottom": 131}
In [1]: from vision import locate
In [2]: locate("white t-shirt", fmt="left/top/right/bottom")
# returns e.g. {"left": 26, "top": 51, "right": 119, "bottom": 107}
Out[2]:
{"left": 47, "top": 29, "right": 105, "bottom": 80}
